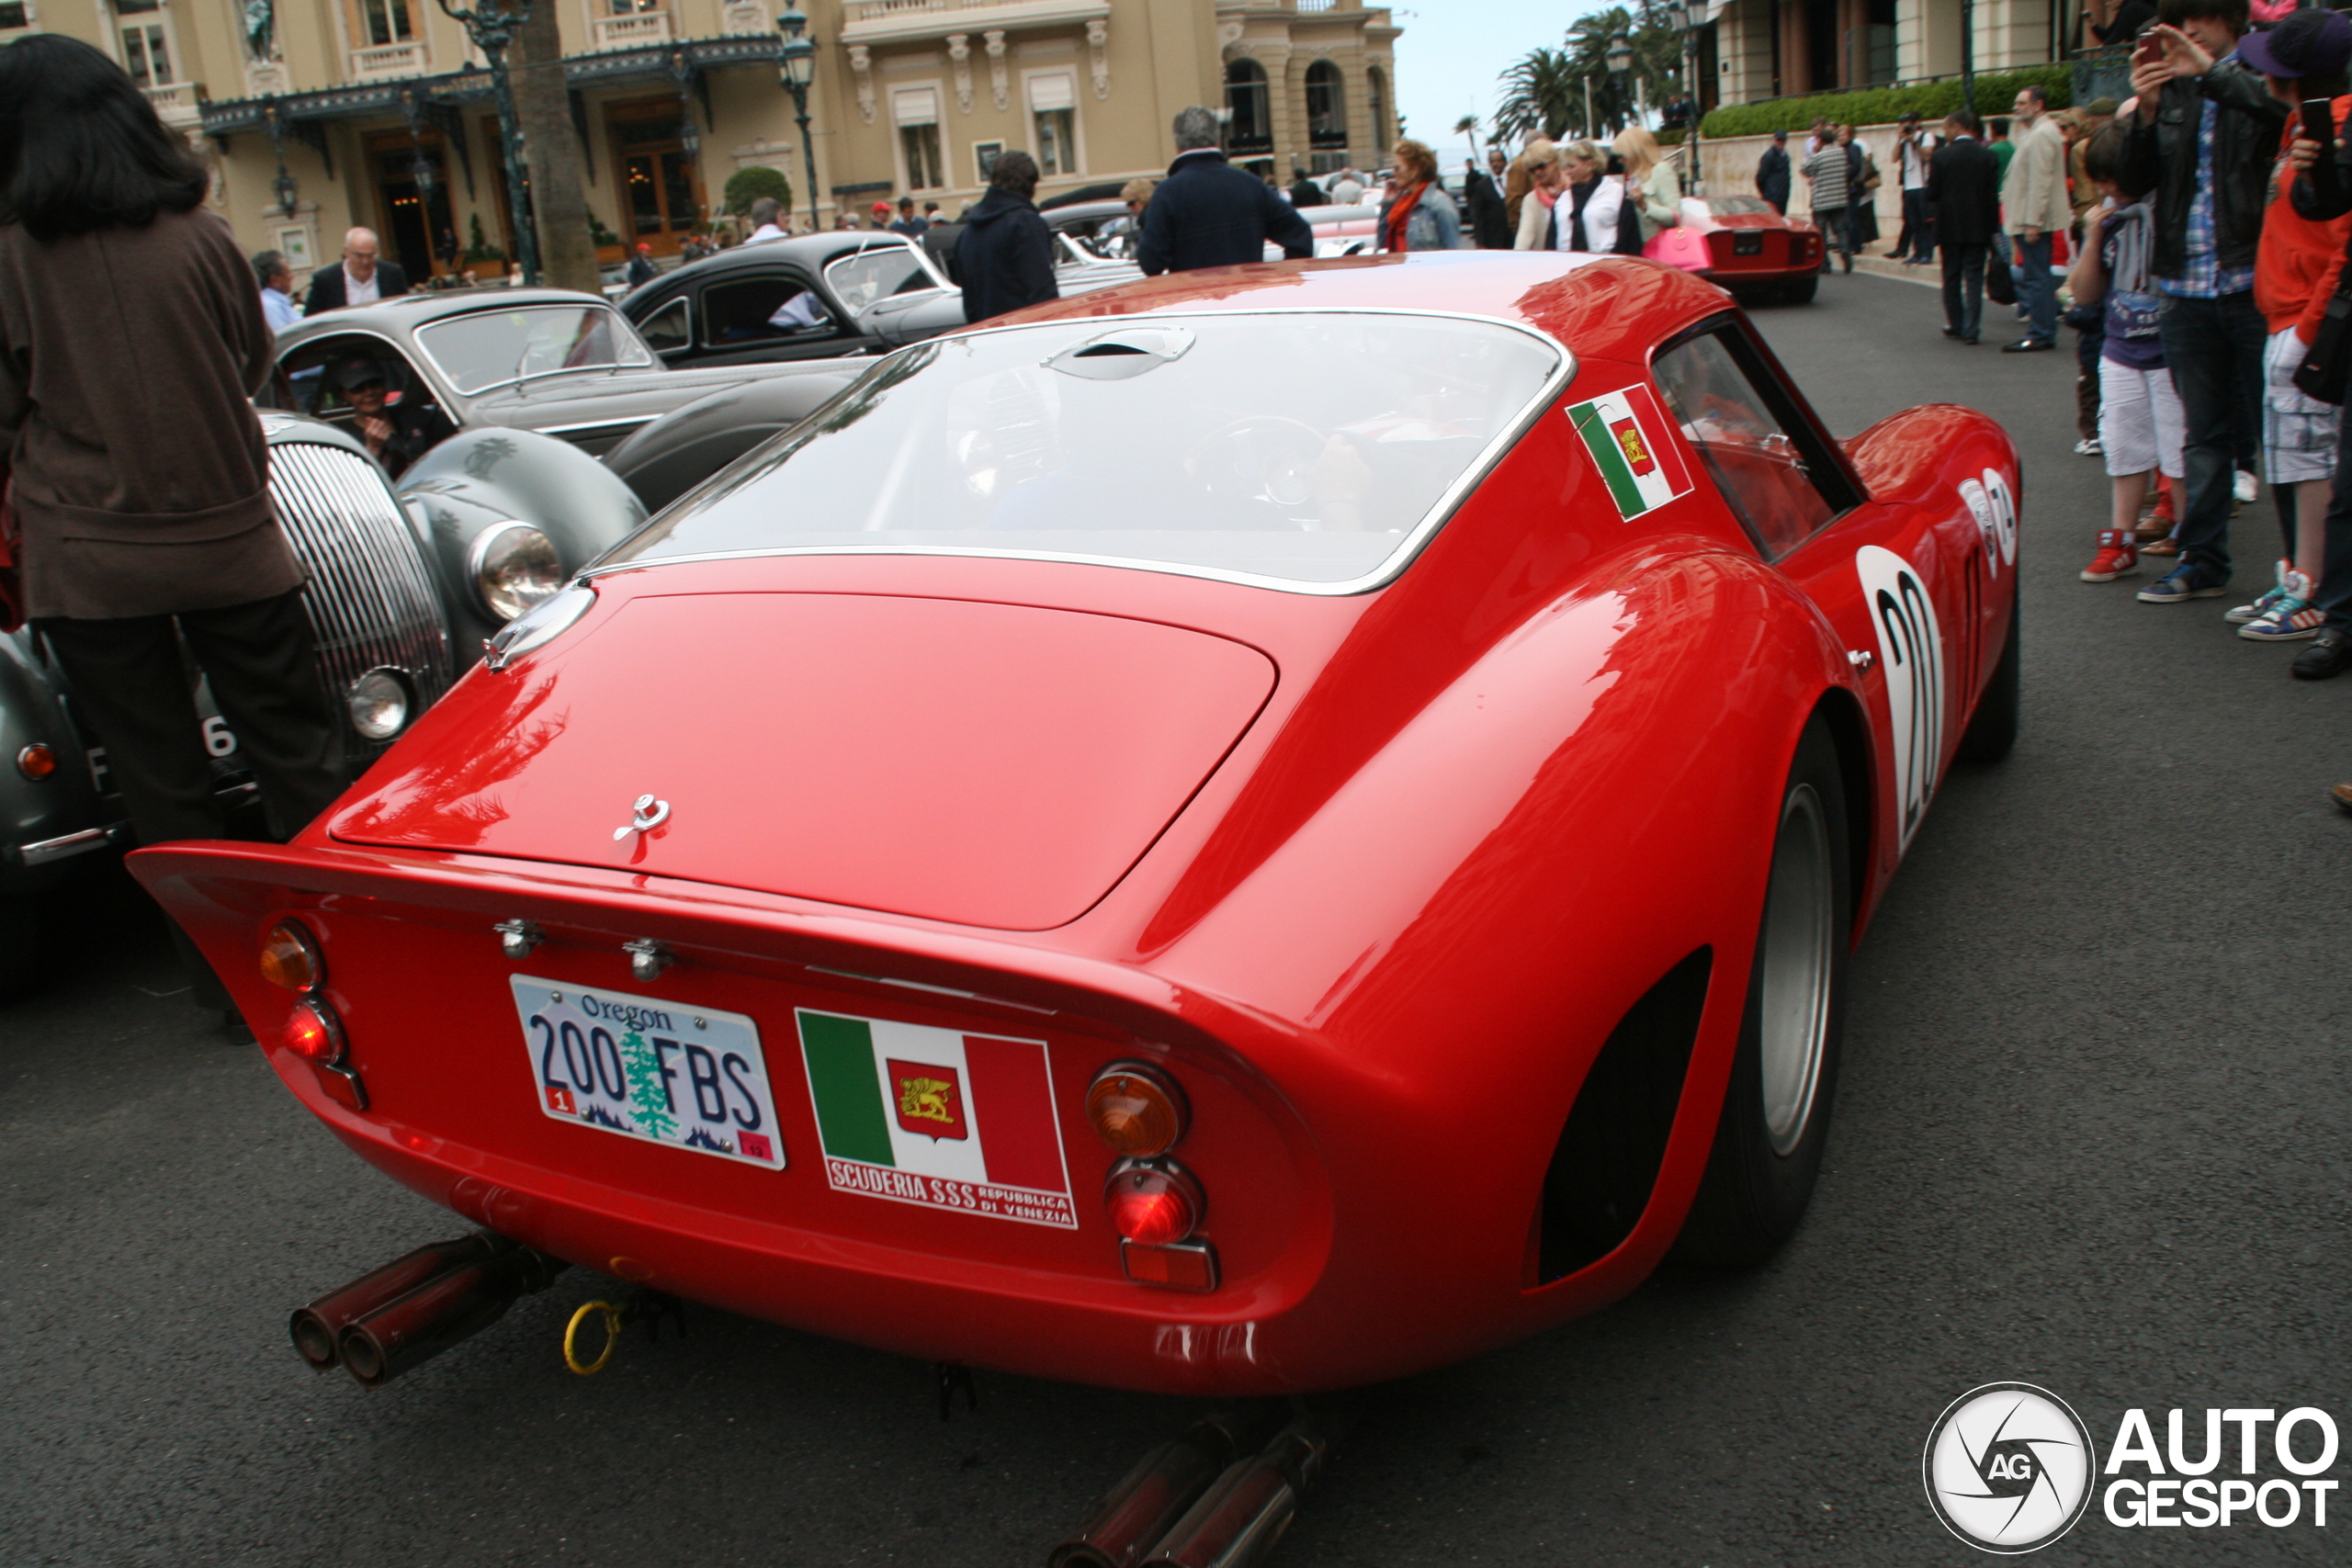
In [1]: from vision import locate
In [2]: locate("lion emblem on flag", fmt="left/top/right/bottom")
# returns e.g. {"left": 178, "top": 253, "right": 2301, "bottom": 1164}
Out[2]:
{"left": 888, "top": 1059, "right": 969, "bottom": 1140}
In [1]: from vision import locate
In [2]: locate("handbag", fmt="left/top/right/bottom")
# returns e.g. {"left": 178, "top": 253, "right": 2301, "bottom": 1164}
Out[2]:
{"left": 1985, "top": 249, "right": 2018, "bottom": 306}
{"left": 2294, "top": 289, "right": 2352, "bottom": 405}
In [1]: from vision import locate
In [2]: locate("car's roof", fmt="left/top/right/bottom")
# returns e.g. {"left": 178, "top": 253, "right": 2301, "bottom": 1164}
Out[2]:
{"left": 277, "top": 287, "right": 616, "bottom": 344}
{"left": 1046, "top": 200, "right": 1130, "bottom": 224}
{"left": 1002, "top": 252, "right": 1726, "bottom": 364}
{"left": 626, "top": 231, "right": 927, "bottom": 299}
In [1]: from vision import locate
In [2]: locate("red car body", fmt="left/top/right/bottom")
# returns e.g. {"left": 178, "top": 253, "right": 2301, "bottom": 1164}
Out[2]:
{"left": 137, "top": 254, "right": 2018, "bottom": 1396}
{"left": 1647, "top": 196, "right": 1827, "bottom": 299}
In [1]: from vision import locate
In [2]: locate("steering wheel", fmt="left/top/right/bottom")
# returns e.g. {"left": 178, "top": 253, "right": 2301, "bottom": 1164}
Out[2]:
{"left": 1187, "top": 416, "right": 1329, "bottom": 509}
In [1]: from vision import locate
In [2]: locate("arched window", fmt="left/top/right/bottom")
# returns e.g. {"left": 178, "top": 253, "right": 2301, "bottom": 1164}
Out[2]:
{"left": 1306, "top": 59, "right": 1347, "bottom": 150}
{"left": 1226, "top": 58, "right": 1271, "bottom": 155}
{"left": 1365, "top": 66, "right": 1389, "bottom": 154}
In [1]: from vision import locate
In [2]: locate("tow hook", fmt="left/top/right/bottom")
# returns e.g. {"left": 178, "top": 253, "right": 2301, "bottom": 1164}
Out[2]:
{"left": 561, "top": 1287, "right": 688, "bottom": 1375}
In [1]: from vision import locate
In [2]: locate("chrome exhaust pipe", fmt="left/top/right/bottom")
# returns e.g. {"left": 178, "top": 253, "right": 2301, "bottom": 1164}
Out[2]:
{"left": 288, "top": 1234, "right": 503, "bottom": 1371}
{"left": 1140, "top": 1419, "right": 1327, "bottom": 1568}
{"left": 334, "top": 1235, "right": 567, "bottom": 1389}
{"left": 1050, "top": 1411, "right": 1281, "bottom": 1568}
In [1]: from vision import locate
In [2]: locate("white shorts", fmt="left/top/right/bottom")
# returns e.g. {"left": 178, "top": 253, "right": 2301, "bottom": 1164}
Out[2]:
{"left": 2263, "top": 324, "right": 2342, "bottom": 486}
{"left": 2098, "top": 357, "right": 2186, "bottom": 479}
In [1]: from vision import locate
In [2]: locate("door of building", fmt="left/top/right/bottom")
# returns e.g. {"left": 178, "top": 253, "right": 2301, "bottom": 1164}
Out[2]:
{"left": 609, "top": 104, "right": 703, "bottom": 254}
{"left": 370, "top": 142, "right": 456, "bottom": 281}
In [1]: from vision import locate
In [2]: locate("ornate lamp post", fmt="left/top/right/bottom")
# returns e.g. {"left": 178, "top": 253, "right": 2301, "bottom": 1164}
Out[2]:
{"left": 1668, "top": 0, "right": 1702, "bottom": 195}
{"left": 435, "top": 0, "right": 541, "bottom": 285}
{"left": 777, "top": 1, "right": 820, "bottom": 231}
{"left": 1605, "top": 33, "right": 1634, "bottom": 136}
{"left": 265, "top": 99, "right": 300, "bottom": 218}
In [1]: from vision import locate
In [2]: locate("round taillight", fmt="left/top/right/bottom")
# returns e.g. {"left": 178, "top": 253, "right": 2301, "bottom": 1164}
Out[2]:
{"left": 259, "top": 921, "right": 322, "bottom": 992}
{"left": 1086, "top": 1062, "right": 1188, "bottom": 1158}
{"left": 16, "top": 743, "right": 57, "bottom": 781}
{"left": 1103, "top": 1159, "right": 1204, "bottom": 1247}
{"left": 283, "top": 999, "right": 344, "bottom": 1064}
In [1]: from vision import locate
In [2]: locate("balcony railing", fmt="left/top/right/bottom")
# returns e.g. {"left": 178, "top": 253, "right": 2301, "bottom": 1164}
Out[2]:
{"left": 843, "top": 0, "right": 1110, "bottom": 38}
{"left": 590, "top": 10, "right": 673, "bottom": 50}
{"left": 1297, "top": 0, "right": 1339, "bottom": 11}
{"left": 852, "top": 0, "right": 946, "bottom": 16}
{"left": 141, "top": 81, "right": 203, "bottom": 123}
{"left": 348, "top": 40, "right": 428, "bottom": 81}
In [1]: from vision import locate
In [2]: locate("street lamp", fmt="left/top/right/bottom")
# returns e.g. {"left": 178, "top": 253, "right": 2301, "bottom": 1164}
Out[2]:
{"left": 435, "top": 0, "right": 541, "bottom": 286}
{"left": 265, "top": 98, "right": 299, "bottom": 219}
{"left": 1672, "top": 0, "right": 1703, "bottom": 197}
{"left": 1605, "top": 33, "right": 1633, "bottom": 134}
{"left": 777, "top": 1, "right": 820, "bottom": 231}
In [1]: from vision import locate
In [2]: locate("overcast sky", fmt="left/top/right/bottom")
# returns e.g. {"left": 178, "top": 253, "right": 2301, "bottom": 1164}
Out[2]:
{"left": 1390, "top": 2, "right": 1573, "bottom": 168}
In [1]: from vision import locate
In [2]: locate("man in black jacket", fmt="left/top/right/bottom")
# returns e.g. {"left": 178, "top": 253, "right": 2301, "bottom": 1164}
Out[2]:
{"left": 1138, "top": 106, "right": 1313, "bottom": 275}
{"left": 1462, "top": 158, "right": 1512, "bottom": 248}
{"left": 1756, "top": 130, "right": 1792, "bottom": 214}
{"left": 2115, "top": 0, "right": 2284, "bottom": 604}
{"left": 301, "top": 227, "right": 410, "bottom": 314}
{"left": 955, "top": 151, "right": 1058, "bottom": 324}
{"left": 1928, "top": 111, "right": 2001, "bottom": 343}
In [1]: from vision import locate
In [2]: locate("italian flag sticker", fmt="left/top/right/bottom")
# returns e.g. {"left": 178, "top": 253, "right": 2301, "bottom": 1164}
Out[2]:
{"left": 797, "top": 1010, "right": 1077, "bottom": 1227}
{"left": 1568, "top": 382, "right": 1693, "bottom": 520}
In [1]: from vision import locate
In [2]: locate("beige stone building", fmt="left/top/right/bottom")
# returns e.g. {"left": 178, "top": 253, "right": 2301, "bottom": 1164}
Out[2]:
{"left": 0, "top": 0, "right": 1397, "bottom": 293}
{"left": 1708, "top": 0, "right": 2072, "bottom": 106}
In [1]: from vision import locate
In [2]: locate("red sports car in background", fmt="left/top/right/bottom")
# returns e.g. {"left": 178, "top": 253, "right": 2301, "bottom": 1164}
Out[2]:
{"left": 137, "top": 253, "right": 2018, "bottom": 1402}
{"left": 1647, "top": 195, "right": 1828, "bottom": 304}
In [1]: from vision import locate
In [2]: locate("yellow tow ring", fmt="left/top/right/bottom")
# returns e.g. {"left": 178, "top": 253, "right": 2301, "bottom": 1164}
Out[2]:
{"left": 564, "top": 1299, "right": 627, "bottom": 1376}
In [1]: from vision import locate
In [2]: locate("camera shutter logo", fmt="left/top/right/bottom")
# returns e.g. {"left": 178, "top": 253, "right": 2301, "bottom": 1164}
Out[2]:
{"left": 1923, "top": 1382, "right": 2098, "bottom": 1553}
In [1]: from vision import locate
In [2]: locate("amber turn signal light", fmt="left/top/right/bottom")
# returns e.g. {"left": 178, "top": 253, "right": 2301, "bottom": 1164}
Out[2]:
{"left": 1103, "top": 1158, "right": 1204, "bottom": 1247}
{"left": 284, "top": 998, "right": 345, "bottom": 1064}
{"left": 16, "top": 743, "right": 57, "bottom": 781}
{"left": 1085, "top": 1061, "right": 1188, "bottom": 1158}
{"left": 260, "top": 921, "right": 322, "bottom": 993}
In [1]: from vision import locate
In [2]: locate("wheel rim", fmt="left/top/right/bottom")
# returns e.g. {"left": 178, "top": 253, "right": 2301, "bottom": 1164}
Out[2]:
{"left": 1758, "top": 783, "right": 1835, "bottom": 1156}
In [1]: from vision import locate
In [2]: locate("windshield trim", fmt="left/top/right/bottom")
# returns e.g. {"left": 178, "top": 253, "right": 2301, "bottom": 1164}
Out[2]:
{"left": 579, "top": 306, "right": 1576, "bottom": 597}
{"left": 413, "top": 302, "right": 655, "bottom": 396}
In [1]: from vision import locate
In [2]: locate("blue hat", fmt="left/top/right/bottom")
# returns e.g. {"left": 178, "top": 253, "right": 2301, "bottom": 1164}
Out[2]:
{"left": 2241, "top": 7, "right": 2352, "bottom": 79}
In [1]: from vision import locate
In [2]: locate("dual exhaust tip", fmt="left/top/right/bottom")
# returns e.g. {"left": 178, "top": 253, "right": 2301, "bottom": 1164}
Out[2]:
{"left": 1053, "top": 1409, "right": 1328, "bottom": 1568}
{"left": 289, "top": 1231, "right": 567, "bottom": 1389}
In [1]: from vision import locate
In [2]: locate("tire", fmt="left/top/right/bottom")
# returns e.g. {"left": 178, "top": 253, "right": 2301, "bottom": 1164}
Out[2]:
{"left": 0, "top": 893, "right": 43, "bottom": 1002}
{"left": 1673, "top": 717, "right": 1850, "bottom": 1267}
{"left": 1956, "top": 574, "right": 2021, "bottom": 763}
{"left": 1778, "top": 272, "right": 1819, "bottom": 305}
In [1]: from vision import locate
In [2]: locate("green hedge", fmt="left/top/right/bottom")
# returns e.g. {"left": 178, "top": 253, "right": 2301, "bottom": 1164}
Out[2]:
{"left": 1699, "top": 64, "right": 2073, "bottom": 138}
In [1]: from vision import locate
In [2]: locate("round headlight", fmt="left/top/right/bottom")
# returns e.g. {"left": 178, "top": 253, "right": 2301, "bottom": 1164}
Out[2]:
{"left": 469, "top": 522, "right": 564, "bottom": 622}
{"left": 345, "top": 667, "right": 411, "bottom": 741}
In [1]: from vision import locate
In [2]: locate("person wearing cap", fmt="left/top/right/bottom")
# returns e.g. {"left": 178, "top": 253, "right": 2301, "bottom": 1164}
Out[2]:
{"left": 869, "top": 199, "right": 894, "bottom": 231}
{"left": 1894, "top": 111, "right": 1939, "bottom": 263}
{"left": 2118, "top": 0, "right": 2289, "bottom": 605}
{"left": 626, "top": 242, "right": 657, "bottom": 288}
{"left": 330, "top": 353, "right": 456, "bottom": 480}
{"left": 1757, "top": 129, "right": 1792, "bottom": 214}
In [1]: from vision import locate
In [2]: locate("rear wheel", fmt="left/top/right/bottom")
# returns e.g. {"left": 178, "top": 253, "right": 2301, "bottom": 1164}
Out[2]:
{"left": 1674, "top": 718, "right": 1850, "bottom": 1266}
{"left": 1779, "top": 273, "right": 1819, "bottom": 304}
{"left": 1956, "top": 576, "right": 2021, "bottom": 763}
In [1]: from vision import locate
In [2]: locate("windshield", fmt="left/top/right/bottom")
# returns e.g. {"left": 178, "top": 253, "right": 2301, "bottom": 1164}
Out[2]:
{"left": 825, "top": 245, "right": 944, "bottom": 313}
{"left": 415, "top": 304, "right": 653, "bottom": 393}
{"left": 1703, "top": 196, "right": 1773, "bottom": 216}
{"left": 596, "top": 310, "right": 1565, "bottom": 589}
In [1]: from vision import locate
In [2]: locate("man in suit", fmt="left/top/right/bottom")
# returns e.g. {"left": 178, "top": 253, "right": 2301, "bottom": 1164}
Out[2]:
{"left": 1928, "top": 109, "right": 2001, "bottom": 344}
{"left": 301, "top": 227, "right": 409, "bottom": 314}
{"left": 1756, "top": 129, "right": 1792, "bottom": 214}
{"left": 1136, "top": 106, "right": 1312, "bottom": 276}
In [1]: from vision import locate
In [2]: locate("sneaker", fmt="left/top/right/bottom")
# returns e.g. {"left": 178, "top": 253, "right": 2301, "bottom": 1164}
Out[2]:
{"left": 2080, "top": 531, "right": 2139, "bottom": 581}
{"left": 2235, "top": 469, "right": 2259, "bottom": 504}
{"left": 2137, "top": 564, "right": 2231, "bottom": 602}
{"left": 2240, "top": 598, "right": 2326, "bottom": 640}
{"left": 2074, "top": 437, "right": 2104, "bottom": 457}
{"left": 2229, "top": 554, "right": 2286, "bottom": 620}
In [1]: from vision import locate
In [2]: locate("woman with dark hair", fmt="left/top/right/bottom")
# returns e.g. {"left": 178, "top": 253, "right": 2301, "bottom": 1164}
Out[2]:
{"left": 0, "top": 34, "right": 341, "bottom": 1027}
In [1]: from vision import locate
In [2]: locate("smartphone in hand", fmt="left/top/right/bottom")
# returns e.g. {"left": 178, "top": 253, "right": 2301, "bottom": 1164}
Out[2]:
{"left": 2303, "top": 97, "right": 2336, "bottom": 154}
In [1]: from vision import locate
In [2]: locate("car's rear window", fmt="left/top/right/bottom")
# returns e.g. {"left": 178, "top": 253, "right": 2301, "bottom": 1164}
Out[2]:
{"left": 595, "top": 310, "right": 1565, "bottom": 590}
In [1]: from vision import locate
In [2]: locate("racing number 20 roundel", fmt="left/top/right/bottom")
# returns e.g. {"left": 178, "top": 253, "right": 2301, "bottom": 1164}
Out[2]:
{"left": 1923, "top": 1382, "right": 2098, "bottom": 1553}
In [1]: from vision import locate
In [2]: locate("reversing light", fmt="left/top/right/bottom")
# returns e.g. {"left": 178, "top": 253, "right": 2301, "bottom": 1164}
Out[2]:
{"left": 1085, "top": 1062, "right": 1188, "bottom": 1158}
{"left": 284, "top": 998, "right": 345, "bottom": 1064}
{"left": 259, "top": 921, "right": 322, "bottom": 992}
{"left": 1103, "top": 1158, "right": 1204, "bottom": 1247}
{"left": 17, "top": 743, "right": 57, "bottom": 780}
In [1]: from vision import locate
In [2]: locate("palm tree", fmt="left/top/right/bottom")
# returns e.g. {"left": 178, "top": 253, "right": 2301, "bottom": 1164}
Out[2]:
{"left": 1493, "top": 47, "right": 1580, "bottom": 145}
{"left": 1455, "top": 112, "right": 1483, "bottom": 166}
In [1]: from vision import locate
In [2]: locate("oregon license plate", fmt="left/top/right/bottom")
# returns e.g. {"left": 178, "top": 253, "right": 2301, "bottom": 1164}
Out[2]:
{"left": 513, "top": 977, "right": 786, "bottom": 1169}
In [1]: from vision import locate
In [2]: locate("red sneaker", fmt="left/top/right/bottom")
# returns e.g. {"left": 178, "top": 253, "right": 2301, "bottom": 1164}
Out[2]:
{"left": 2082, "top": 530, "right": 2140, "bottom": 582}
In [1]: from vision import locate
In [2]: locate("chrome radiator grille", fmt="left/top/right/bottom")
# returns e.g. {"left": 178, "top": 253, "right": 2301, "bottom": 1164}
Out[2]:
{"left": 266, "top": 441, "right": 454, "bottom": 757}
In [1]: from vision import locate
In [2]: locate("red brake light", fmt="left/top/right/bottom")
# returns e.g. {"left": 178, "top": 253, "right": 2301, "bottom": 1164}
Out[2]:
{"left": 16, "top": 744, "right": 56, "bottom": 781}
{"left": 284, "top": 998, "right": 345, "bottom": 1063}
{"left": 1103, "top": 1159, "right": 1203, "bottom": 1247}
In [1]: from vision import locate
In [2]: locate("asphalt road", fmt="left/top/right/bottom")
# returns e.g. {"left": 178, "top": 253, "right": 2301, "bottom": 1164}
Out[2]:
{"left": 4, "top": 272, "right": 2346, "bottom": 1567}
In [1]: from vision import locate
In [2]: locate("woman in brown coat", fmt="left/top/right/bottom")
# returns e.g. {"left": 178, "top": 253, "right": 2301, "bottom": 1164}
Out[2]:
{"left": 0, "top": 35, "right": 341, "bottom": 1021}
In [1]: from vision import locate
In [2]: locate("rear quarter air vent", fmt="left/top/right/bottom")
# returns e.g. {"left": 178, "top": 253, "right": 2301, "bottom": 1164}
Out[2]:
{"left": 1532, "top": 946, "right": 1713, "bottom": 1285}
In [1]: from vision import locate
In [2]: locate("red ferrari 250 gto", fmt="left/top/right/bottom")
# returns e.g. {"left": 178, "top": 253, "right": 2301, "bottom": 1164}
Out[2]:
{"left": 139, "top": 252, "right": 2018, "bottom": 1400}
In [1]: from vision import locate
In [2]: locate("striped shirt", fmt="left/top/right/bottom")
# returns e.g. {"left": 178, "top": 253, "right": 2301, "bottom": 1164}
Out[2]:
{"left": 1804, "top": 144, "right": 1850, "bottom": 209}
